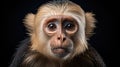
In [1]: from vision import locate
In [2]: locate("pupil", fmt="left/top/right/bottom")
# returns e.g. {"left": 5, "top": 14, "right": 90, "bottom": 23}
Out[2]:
{"left": 48, "top": 23, "right": 56, "bottom": 31}
{"left": 49, "top": 24, "right": 53, "bottom": 28}
{"left": 65, "top": 23, "right": 74, "bottom": 30}
{"left": 68, "top": 24, "right": 71, "bottom": 27}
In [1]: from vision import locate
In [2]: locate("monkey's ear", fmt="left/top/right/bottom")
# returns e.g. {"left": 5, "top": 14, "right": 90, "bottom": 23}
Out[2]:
{"left": 23, "top": 13, "right": 35, "bottom": 33}
{"left": 85, "top": 12, "right": 96, "bottom": 39}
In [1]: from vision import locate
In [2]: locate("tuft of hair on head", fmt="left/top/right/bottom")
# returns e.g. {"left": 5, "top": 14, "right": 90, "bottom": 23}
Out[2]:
{"left": 51, "top": 0, "right": 69, "bottom": 3}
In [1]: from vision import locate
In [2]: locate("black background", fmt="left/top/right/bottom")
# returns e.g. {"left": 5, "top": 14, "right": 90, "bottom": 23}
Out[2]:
{"left": 2, "top": 0, "right": 118, "bottom": 67}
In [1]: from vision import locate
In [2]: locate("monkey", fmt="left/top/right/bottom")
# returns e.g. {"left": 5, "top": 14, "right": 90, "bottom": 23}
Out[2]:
{"left": 9, "top": 0, "right": 106, "bottom": 67}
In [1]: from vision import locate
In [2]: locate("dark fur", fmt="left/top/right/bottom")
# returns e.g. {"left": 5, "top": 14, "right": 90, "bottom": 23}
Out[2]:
{"left": 9, "top": 38, "right": 30, "bottom": 67}
{"left": 9, "top": 38, "right": 106, "bottom": 67}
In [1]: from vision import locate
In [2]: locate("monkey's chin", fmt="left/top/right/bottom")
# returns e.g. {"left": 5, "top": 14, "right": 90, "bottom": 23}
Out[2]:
{"left": 51, "top": 47, "right": 71, "bottom": 59}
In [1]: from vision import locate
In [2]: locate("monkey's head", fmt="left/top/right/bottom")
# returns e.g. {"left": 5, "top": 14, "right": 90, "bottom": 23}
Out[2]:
{"left": 24, "top": 1, "right": 96, "bottom": 61}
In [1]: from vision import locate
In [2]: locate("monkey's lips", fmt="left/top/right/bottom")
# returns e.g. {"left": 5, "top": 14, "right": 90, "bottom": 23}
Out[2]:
{"left": 51, "top": 47, "right": 70, "bottom": 58}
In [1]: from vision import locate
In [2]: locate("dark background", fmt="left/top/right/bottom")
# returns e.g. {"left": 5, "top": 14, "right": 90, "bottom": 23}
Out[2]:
{"left": 2, "top": 0, "right": 118, "bottom": 67}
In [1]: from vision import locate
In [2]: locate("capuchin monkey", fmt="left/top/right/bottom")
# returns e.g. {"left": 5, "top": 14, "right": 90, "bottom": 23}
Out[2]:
{"left": 9, "top": 0, "right": 106, "bottom": 67}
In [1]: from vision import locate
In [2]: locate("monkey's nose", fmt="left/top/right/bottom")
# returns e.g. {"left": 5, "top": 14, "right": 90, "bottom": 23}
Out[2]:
{"left": 57, "top": 37, "right": 66, "bottom": 42}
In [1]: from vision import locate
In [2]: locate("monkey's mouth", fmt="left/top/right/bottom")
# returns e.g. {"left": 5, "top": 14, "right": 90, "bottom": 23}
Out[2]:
{"left": 51, "top": 47, "right": 70, "bottom": 58}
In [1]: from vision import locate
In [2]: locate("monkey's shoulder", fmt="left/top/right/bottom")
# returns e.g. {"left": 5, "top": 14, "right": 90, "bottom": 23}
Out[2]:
{"left": 68, "top": 45, "right": 106, "bottom": 67}
{"left": 9, "top": 38, "right": 30, "bottom": 67}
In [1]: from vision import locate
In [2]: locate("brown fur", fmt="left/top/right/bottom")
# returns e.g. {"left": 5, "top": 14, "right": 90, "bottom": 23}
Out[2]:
{"left": 20, "top": 45, "right": 105, "bottom": 67}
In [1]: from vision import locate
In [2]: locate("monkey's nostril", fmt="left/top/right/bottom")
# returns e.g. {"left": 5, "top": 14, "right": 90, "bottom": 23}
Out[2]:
{"left": 58, "top": 37, "right": 61, "bottom": 40}
{"left": 63, "top": 37, "right": 66, "bottom": 41}
{"left": 57, "top": 37, "right": 66, "bottom": 41}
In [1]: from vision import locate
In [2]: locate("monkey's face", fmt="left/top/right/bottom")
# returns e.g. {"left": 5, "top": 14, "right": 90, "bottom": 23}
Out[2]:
{"left": 43, "top": 15, "right": 78, "bottom": 59}
{"left": 27, "top": 1, "right": 95, "bottom": 61}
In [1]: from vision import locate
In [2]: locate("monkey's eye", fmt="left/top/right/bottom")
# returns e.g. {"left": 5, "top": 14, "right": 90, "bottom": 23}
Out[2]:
{"left": 47, "top": 23, "right": 57, "bottom": 31}
{"left": 64, "top": 21, "right": 75, "bottom": 31}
